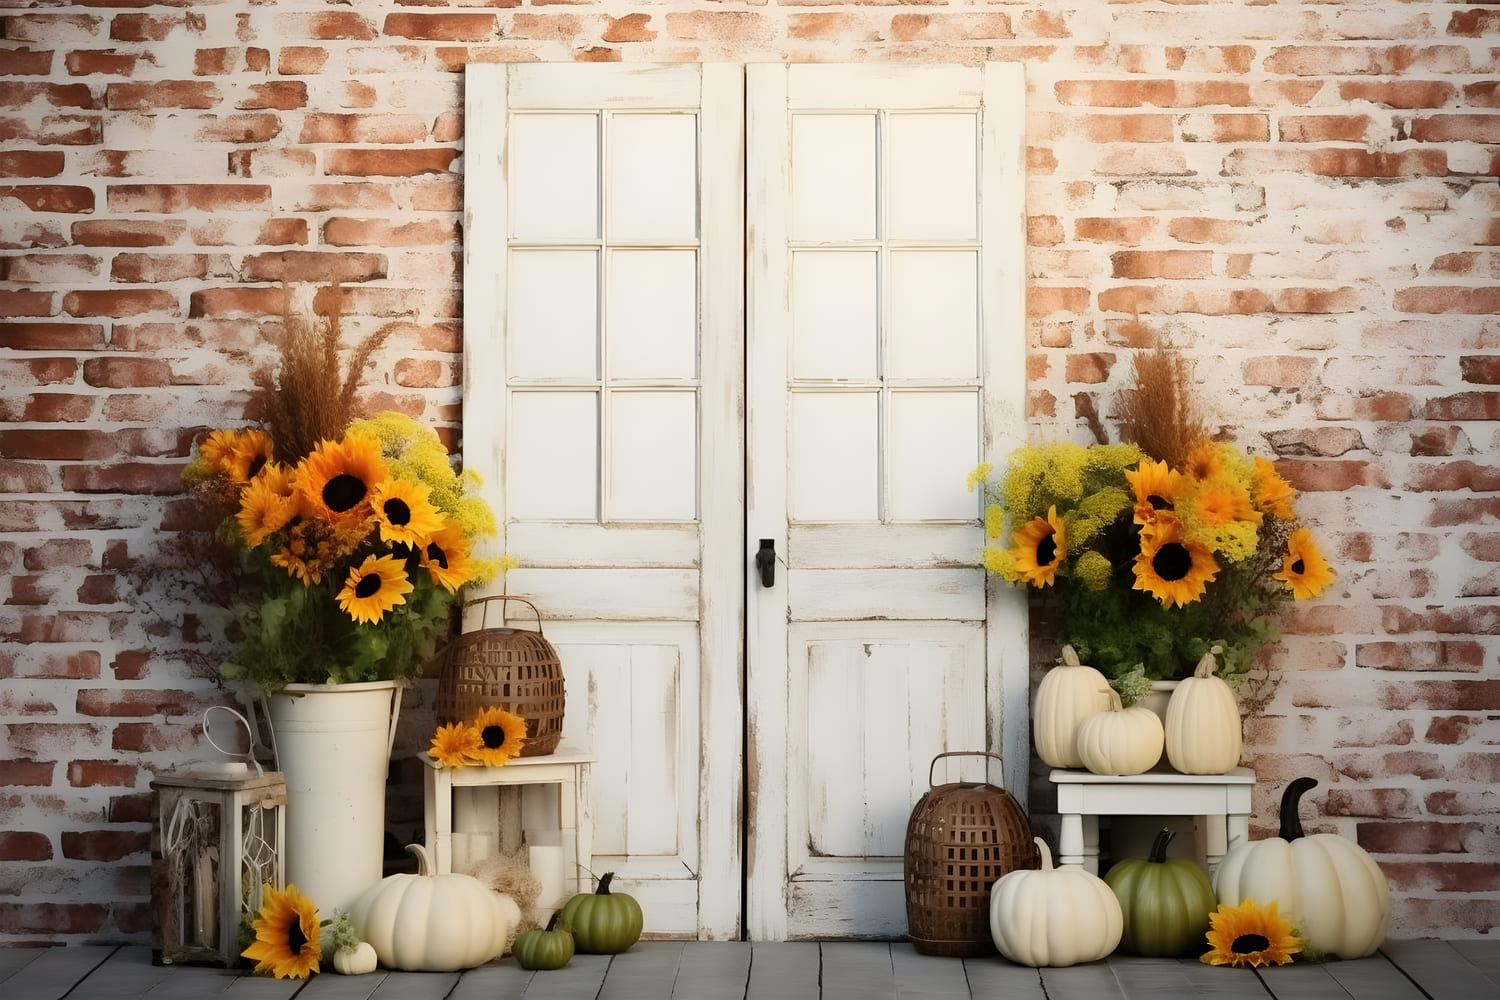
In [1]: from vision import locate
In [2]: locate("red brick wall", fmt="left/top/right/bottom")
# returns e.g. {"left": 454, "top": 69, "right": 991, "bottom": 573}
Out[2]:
{"left": 2, "top": 1, "right": 1497, "bottom": 943}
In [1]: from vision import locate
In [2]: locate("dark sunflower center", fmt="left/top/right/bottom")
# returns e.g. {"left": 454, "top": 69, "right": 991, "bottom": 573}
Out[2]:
{"left": 287, "top": 919, "right": 308, "bottom": 954}
{"left": 1291, "top": 558, "right": 1305, "bottom": 574}
{"left": 354, "top": 574, "right": 383, "bottom": 599}
{"left": 247, "top": 454, "right": 267, "bottom": 479}
{"left": 481, "top": 725, "right": 508, "bottom": 750}
{"left": 1152, "top": 542, "right": 1192, "bottom": 582}
{"left": 323, "top": 473, "right": 367, "bottom": 513}
{"left": 1148, "top": 493, "right": 1170, "bottom": 510}
{"left": 383, "top": 498, "right": 412, "bottom": 526}
{"left": 1231, "top": 933, "right": 1270, "bottom": 954}
{"left": 426, "top": 542, "right": 449, "bottom": 569}
{"left": 1036, "top": 534, "right": 1058, "bottom": 567}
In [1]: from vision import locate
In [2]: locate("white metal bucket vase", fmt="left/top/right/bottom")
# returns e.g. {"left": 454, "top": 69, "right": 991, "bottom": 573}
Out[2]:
{"left": 266, "top": 680, "right": 401, "bottom": 915}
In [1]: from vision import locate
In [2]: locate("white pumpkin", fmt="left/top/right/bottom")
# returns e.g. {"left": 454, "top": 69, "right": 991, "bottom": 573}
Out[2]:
{"left": 1033, "top": 646, "right": 1115, "bottom": 769}
{"left": 1164, "top": 647, "right": 1242, "bottom": 774}
{"left": 332, "top": 941, "right": 378, "bottom": 975}
{"left": 1075, "top": 688, "right": 1164, "bottom": 776}
{"left": 349, "top": 844, "right": 522, "bottom": 972}
{"left": 990, "top": 837, "right": 1123, "bottom": 967}
{"left": 1214, "top": 777, "right": 1390, "bottom": 959}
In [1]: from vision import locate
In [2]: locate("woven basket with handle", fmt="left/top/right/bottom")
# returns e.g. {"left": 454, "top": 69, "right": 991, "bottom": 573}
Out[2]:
{"left": 433, "top": 596, "right": 565, "bottom": 757}
{"left": 903, "top": 751, "right": 1040, "bottom": 956}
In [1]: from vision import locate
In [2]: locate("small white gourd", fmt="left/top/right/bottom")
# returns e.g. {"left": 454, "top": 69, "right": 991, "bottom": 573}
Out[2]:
{"left": 989, "top": 837, "right": 1123, "bottom": 967}
{"left": 1075, "top": 688, "right": 1164, "bottom": 776}
{"left": 332, "top": 941, "right": 378, "bottom": 975}
{"left": 1164, "top": 646, "right": 1242, "bottom": 774}
{"left": 1032, "top": 646, "right": 1115, "bottom": 769}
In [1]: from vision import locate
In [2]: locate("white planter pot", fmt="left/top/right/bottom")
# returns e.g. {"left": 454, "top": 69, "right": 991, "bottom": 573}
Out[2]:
{"left": 267, "top": 680, "right": 402, "bottom": 914}
{"left": 1137, "top": 680, "right": 1179, "bottom": 724}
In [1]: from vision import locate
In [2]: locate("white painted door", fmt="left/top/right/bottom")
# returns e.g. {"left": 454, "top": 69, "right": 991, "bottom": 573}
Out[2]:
{"left": 464, "top": 62, "right": 1026, "bottom": 941}
{"left": 462, "top": 63, "right": 746, "bottom": 938}
{"left": 744, "top": 64, "right": 1029, "bottom": 939}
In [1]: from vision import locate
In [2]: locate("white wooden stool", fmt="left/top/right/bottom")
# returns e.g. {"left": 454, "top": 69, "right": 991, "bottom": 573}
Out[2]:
{"left": 1049, "top": 766, "right": 1255, "bottom": 876}
{"left": 422, "top": 749, "right": 594, "bottom": 906}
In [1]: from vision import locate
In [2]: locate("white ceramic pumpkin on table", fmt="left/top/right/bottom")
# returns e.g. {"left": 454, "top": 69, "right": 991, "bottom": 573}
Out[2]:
{"left": 1075, "top": 688, "right": 1164, "bottom": 776}
{"left": 1164, "top": 646, "right": 1242, "bottom": 774}
{"left": 1213, "top": 777, "right": 1390, "bottom": 959}
{"left": 989, "top": 836, "right": 1123, "bottom": 967}
{"left": 1033, "top": 645, "right": 1115, "bottom": 769}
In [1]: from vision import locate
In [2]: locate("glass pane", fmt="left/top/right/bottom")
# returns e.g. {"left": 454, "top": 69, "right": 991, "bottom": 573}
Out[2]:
{"left": 606, "top": 250, "right": 697, "bottom": 380}
{"left": 888, "top": 391, "right": 979, "bottom": 520}
{"left": 607, "top": 113, "right": 698, "bottom": 242}
{"left": 791, "top": 114, "right": 876, "bottom": 241}
{"left": 886, "top": 113, "right": 978, "bottom": 240}
{"left": 887, "top": 250, "right": 978, "bottom": 379}
{"left": 510, "top": 113, "right": 599, "bottom": 240}
{"left": 608, "top": 391, "right": 697, "bottom": 520}
{"left": 790, "top": 391, "right": 878, "bottom": 521}
{"left": 791, "top": 250, "right": 877, "bottom": 380}
{"left": 510, "top": 250, "right": 598, "bottom": 379}
{"left": 509, "top": 392, "right": 598, "bottom": 520}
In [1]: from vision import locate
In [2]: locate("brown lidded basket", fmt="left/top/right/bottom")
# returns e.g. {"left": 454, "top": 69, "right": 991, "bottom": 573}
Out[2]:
{"left": 434, "top": 596, "right": 565, "bottom": 757}
{"left": 904, "top": 751, "right": 1041, "bottom": 957}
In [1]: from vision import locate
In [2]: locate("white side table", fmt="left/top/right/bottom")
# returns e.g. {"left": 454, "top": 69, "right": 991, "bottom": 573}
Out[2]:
{"left": 1049, "top": 766, "right": 1255, "bottom": 876}
{"left": 422, "top": 749, "right": 594, "bottom": 902}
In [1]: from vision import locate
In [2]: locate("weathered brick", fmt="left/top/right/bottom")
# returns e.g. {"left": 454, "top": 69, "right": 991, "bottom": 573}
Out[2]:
{"left": 240, "top": 250, "right": 386, "bottom": 283}
{"left": 0, "top": 831, "right": 52, "bottom": 861}
{"left": 0, "top": 902, "right": 109, "bottom": 935}
{"left": 1356, "top": 820, "right": 1482, "bottom": 855}
{"left": 0, "top": 150, "right": 66, "bottom": 178}
{"left": 105, "top": 80, "right": 219, "bottom": 111}
{"left": 0, "top": 185, "right": 95, "bottom": 213}
{"left": 324, "top": 148, "right": 458, "bottom": 177}
{"left": 383, "top": 12, "right": 497, "bottom": 42}
{"left": 107, "top": 183, "right": 271, "bottom": 213}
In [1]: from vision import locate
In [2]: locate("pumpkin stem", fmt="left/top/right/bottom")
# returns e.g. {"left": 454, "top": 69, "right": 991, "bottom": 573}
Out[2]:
{"left": 405, "top": 842, "right": 434, "bottom": 876}
{"left": 1193, "top": 645, "right": 1222, "bottom": 679}
{"left": 1060, "top": 645, "right": 1082, "bottom": 668}
{"left": 1103, "top": 687, "right": 1123, "bottom": 712}
{"left": 1033, "top": 836, "right": 1055, "bottom": 872}
{"left": 1278, "top": 777, "right": 1318, "bottom": 842}
{"left": 1148, "top": 827, "right": 1176, "bottom": 864}
{"left": 596, "top": 871, "right": 616, "bottom": 895}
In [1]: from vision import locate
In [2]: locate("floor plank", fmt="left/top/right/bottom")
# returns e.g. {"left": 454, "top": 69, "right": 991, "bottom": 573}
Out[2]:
{"left": 519, "top": 952, "right": 611, "bottom": 1000}
{"left": 1322, "top": 955, "right": 1429, "bottom": 1000}
{"left": 446, "top": 960, "right": 535, "bottom": 1000}
{"left": 1381, "top": 938, "right": 1499, "bottom": 999}
{"left": 1450, "top": 939, "right": 1500, "bottom": 976}
{"left": 1039, "top": 961, "right": 1127, "bottom": 1000}
{"left": 820, "top": 942, "right": 896, "bottom": 1000}
{"left": 959, "top": 956, "right": 1047, "bottom": 999}
{"left": 1255, "top": 961, "right": 1364, "bottom": 1000}
{"left": 671, "top": 941, "right": 751, "bottom": 999}
{"left": 0, "top": 947, "right": 44, "bottom": 984}
{"left": 597, "top": 942, "right": 684, "bottom": 1000}
{"left": 746, "top": 941, "right": 821, "bottom": 1000}
{"left": 889, "top": 942, "right": 970, "bottom": 998}
{"left": 4, "top": 945, "right": 121, "bottom": 1000}
{"left": 1173, "top": 958, "right": 1273, "bottom": 998}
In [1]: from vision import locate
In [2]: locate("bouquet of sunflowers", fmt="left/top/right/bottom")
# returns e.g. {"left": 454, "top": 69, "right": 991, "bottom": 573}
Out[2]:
{"left": 971, "top": 347, "right": 1334, "bottom": 702}
{"left": 179, "top": 284, "right": 503, "bottom": 692}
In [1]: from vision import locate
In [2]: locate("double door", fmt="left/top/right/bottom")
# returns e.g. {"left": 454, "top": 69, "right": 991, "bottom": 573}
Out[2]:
{"left": 462, "top": 62, "right": 1027, "bottom": 939}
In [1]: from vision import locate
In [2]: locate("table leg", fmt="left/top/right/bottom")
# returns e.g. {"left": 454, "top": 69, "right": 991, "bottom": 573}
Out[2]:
{"left": 558, "top": 772, "right": 580, "bottom": 897}
{"left": 1082, "top": 815, "right": 1100, "bottom": 875}
{"left": 1059, "top": 812, "right": 1085, "bottom": 868}
{"left": 428, "top": 767, "right": 453, "bottom": 875}
{"left": 575, "top": 763, "right": 592, "bottom": 896}
{"left": 1204, "top": 813, "right": 1229, "bottom": 876}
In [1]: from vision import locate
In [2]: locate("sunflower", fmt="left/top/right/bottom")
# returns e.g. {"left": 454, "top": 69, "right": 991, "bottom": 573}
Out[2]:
{"left": 372, "top": 477, "right": 445, "bottom": 548}
{"left": 1182, "top": 441, "right": 1225, "bottom": 481}
{"left": 236, "top": 464, "right": 297, "bottom": 548}
{"left": 1274, "top": 527, "right": 1335, "bottom": 599}
{"left": 1253, "top": 455, "right": 1297, "bottom": 519}
{"left": 1124, "top": 458, "right": 1183, "bottom": 526}
{"left": 1009, "top": 505, "right": 1067, "bottom": 587}
{"left": 1133, "top": 518, "right": 1219, "bottom": 608}
{"left": 241, "top": 883, "right": 321, "bottom": 979}
{"left": 336, "top": 553, "right": 414, "bottom": 624}
{"left": 428, "top": 721, "right": 482, "bottom": 767}
{"left": 1202, "top": 898, "right": 1302, "bottom": 968}
{"left": 225, "top": 429, "right": 276, "bottom": 485}
{"left": 420, "top": 521, "right": 477, "bottom": 593}
{"left": 196, "top": 428, "right": 244, "bottom": 474}
{"left": 1188, "top": 476, "right": 1263, "bottom": 530}
{"left": 297, "top": 432, "right": 388, "bottom": 524}
{"left": 469, "top": 706, "right": 528, "bottom": 766}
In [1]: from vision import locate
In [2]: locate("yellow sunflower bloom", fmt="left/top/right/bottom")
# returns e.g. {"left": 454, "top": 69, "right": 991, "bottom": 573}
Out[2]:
{"left": 296, "top": 433, "right": 388, "bottom": 525}
{"left": 241, "top": 883, "right": 321, "bottom": 979}
{"left": 225, "top": 429, "right": 276, "bottom": 485}
{"left": 421, "top": 522, "right": 477, "bottom": 593}
{"left": 1253, "top": 455, "right": 1297, "bottom": 519}
{"left": 336, "top": 553, "right": 414, "bottom": 624}
{"left": 1124, "top": 458, "right": 1183, "bottom": 526}
{"left": 1274, "top": 527, "right": 1335, "bottom": 599}
{"left": 371, "top": 477, "right": 446, "bottom": 548}
{"left": 1188, "top": 476, "right": 1263, "bottom": 530}
{"left": 1133, "top": 518, "right": 1219, "bottom": 608}
{"left": 429, "top": 721, "right": 482, "bottom": 767}
{"left": 1201, "top": 897, "right": 1302, "bottom": 968}
{"left": 1182, "top": 441, "right": 1224, "bottom": 481}
{"left": 236, "top": 466, "right": 298, "bottom": 548}
{"left": 1009, "top": 505, "right": 1067, "bottom": 587}
{"left": 469, "top": 706, "right": 528, "bottom": 766}
{"left": 196, "top": 428, "right": 243, "bottom": 475}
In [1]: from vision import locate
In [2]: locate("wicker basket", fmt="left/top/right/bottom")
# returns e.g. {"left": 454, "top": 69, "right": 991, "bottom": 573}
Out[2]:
{"left": 903, "top": 751, "right": 1040, "bottom": 957}
{"left": 434, "top": 596, "right": 565, "bottom": 757}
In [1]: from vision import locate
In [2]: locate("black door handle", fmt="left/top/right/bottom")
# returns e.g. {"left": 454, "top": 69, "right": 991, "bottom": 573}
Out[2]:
{"left": 755, "top": 538, "right": 776, "bottom": 588}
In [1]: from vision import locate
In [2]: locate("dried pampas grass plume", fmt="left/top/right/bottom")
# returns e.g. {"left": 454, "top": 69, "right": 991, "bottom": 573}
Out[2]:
{"left": 1113, "top": 319, "right": 1209, "bottom": 468}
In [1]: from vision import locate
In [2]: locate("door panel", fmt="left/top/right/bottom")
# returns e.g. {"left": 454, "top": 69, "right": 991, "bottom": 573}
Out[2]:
{"left": 463, "top": 63, "right": 745, "bottom": 939}
{"left": 746, "top": 63, "right": 1028, "bottom": 939}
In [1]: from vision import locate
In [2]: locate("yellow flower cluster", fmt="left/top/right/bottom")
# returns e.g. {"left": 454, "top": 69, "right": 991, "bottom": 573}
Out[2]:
{"left": 428, "top": 706, "right": 529, "bottom": 768}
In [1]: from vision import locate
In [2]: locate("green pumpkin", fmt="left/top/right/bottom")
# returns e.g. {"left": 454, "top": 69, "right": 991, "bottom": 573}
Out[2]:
{"left": 558, "top": 872, "right": 643, "bottom": 954}
{"left": 512, "top": 915, "right": 574, "bottom": 971}
{"left": 1103, "top": 828, "right": 1217, "bottom": 957}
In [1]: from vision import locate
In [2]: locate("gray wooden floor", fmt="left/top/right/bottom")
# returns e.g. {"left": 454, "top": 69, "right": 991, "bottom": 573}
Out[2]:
{"left": 0, "top": 939, "right": 1496, "bottom": 999}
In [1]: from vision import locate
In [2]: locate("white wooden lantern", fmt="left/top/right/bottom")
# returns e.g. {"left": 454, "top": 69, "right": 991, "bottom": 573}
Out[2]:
{"left": 150, "top": 708, "right": 286, "bottom": 967}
